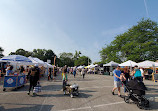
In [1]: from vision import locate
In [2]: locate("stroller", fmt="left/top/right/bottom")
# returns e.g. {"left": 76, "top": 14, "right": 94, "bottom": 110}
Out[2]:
{"left": 123, "top": 78, "right": 149, "bottom": 109}
{"left": 64, "top": 83, "right": 79, "bottom": 98}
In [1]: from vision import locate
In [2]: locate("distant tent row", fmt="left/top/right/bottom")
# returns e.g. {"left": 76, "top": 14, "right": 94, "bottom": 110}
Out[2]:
{"left": 103, "top": 60, "right": 158, "bottom": 68}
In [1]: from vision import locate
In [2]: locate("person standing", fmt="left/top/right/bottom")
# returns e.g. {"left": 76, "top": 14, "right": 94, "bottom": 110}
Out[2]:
{"left": 133, "top": 65, "right": 142, "bottom": 81}
{"left": 140, "top": 67, "right": 145, "bottom": 81}
{"left": 48, "top": 68, "right": 53, "bottom": 81}
{"left": 6, "top": 65, "right": 13, "bottom": 76}
{"left": 81, "top": 68, "right": 86, "bottom": 79}
{"left": 19, "top": 65, "right": 25, "bottom": 75}
{"left": 112, "top": 66, "right": 122, "bottom": 97}
{"left": 27, "top": 65, "right": 40, "bottom": 95}
{"left": 123, "top": 67, "right": 130, "bottom": 92}
{"left": 73, "top": 67, "right": 76, "bottom": 78}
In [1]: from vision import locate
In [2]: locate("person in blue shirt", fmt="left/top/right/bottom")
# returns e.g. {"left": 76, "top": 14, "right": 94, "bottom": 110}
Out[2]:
{"left": 133, "top": 65, "right": 142, "bottom": 81}
{"left": 111, "top": 66, "right": 122, "bottom": 97}
{"left": 6, "top": 66, "right": 13, "bottom": 76}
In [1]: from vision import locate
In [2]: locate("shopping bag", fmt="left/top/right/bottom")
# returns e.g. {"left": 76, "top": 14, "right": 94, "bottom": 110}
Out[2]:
{"left": 33, "top": 82, "right": 41, "bottom": 93}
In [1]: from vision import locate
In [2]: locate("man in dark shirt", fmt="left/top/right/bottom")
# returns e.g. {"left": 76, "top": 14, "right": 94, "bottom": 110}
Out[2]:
{"left": 27, "top": 64, "right": 40, "bottom": 95}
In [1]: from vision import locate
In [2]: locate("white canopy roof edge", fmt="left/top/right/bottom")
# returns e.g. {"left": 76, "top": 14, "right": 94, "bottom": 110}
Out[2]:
{"left": 28, "top": 56, "right": 45, "bottom": 66}
{"left": 138, "top": 60, "right": 158, "bottom": 68}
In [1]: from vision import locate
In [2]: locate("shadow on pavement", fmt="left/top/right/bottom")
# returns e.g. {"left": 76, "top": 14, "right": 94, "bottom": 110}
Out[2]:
{"left": 78, "top": 92, "right": 92, "bottom": 98}
{"left": 42, "top": 84, "right": 62, "bottom": 91}
{"left": 0, "top": 103, "right": 53, "bottom": 111}
{"left": 37, "top": 93, "right": 65, "bottom": 97}
{"left": 147, "top": 87, "right": 158, "bottom": 93}
{"left": 80, "top": 90, "right": 96, "bottom": 93}
{"left": 145, "top": 93, "right": 158, "bottom": 110}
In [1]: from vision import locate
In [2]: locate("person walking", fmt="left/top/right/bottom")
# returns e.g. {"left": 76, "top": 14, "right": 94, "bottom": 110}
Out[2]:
{"left": 62, "top": 66, "right": 68, "bottom": 95}
{"left": 27, "top": 64, "right": 40, "bottom": 95}
{"left": 48, "top": 68, "right": 53, "bottom": 81}
{"left": 81, "top": 68, "right": 86, "bottom": 79}
{"left": 111, "top": 66, "right": 122, "bottom": 97}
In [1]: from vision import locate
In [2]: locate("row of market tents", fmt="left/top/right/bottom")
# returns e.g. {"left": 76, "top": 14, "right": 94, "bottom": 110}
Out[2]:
{"left": 103, "top": 60, "right": 158, "bottom": 68}
{"left": 1, "top": 55, "right": 158, "bottom": 69}
{"left": 77, "top": 60, "right": 158, "bottom": 70}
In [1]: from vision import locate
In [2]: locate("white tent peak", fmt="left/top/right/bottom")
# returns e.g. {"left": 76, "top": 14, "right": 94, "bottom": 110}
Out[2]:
{"left": 103, "top": 61, "right": 119, "bottom": 67}
{"left": 119, "top": 60, "right": 137, "bottom": 67}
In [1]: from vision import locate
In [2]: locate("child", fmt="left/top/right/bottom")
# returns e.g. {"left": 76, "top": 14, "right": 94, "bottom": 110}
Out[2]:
{"left": 120, "top": 72, "right": 126, "bottom": 84}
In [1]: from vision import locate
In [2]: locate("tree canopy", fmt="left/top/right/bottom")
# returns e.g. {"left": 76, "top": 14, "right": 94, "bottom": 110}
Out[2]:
{"left": 100, "top": 19, "right": 158, "bottom": 63}
{"left": 0, "top": 47, "right": 4, "bottom": 58}
{"left": 74, "top": 56, "right": 91, "bottom": 66}
{"left": 9, "top": 49, "right": 91, "bottom": 67}
{"left": 9, "top": 48, "right": 56, "bottom": 64}
{"left": 59, "top": 52, "right": 74, "bottom": 67}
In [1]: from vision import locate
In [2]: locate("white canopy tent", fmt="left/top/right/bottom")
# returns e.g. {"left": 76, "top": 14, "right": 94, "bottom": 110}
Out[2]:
{"left": 138, "top": 60, "right": 158, "bottom": 68}
{"left": 119, "top": 60, "right": 138, "bottom": 67}
{"left": 103, "top": 61, "right": 119, "bottom": 67}
{"left": 77, "top": 66, "right": 85, "bottom": 69}
{"left": 90, "top": 64, "right": 98, "bottom": 68}
{"left": 44, "top": 62, "right": 54, "bottom": 68}
{"left": 28, "top": 57, "right": 45, "bottom": 66}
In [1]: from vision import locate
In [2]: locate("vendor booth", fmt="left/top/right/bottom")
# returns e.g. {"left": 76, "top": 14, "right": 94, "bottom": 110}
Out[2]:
{"left": 103, "top": 61, "right": 119, "bottom": 75}
{"left": 3, "top": 75, "right": 26, "bottom": 91}
{"left": 138, "top": 60, "right": 158, "bottom": 81}
{"left": 0, "top": 55, "right": 32, "bottom": 91}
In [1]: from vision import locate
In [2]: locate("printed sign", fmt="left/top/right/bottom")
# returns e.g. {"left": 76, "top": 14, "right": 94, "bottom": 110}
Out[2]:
{"left": 4, "top": 76, "right": 17, "bottom": 87}
{"left": 153, "top": 73, "right": 158, "bottom": 81}
{"left": 17, "top": 75, "right": 26, "bottom": 87}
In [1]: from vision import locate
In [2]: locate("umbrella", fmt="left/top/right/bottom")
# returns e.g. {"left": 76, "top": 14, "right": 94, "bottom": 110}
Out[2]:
{"left": 0, "top": 55, "right": 32, "bottom": 62}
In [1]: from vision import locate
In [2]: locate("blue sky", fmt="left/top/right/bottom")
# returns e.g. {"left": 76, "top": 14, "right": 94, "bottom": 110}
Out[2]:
{"left": 0, "top": 0, "right": 158, "bottom": 63}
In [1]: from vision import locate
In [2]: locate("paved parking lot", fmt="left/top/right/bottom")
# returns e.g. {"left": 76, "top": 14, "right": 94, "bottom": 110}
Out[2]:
{"left": 0, "top": 73, "right": 158, "bottom": 111}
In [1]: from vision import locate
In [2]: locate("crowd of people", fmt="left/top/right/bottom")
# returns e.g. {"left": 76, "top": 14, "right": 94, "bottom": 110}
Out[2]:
{"left": 112, "top": 65, "right": 145, "bottom": 97}
{"left": 0, "top": 63, "right": 150, "bottom": 97}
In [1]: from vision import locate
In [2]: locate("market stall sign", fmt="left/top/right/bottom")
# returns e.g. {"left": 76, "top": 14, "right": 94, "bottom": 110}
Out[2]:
{"left": 153, "top": 73, "right": 158, "bottom": 82}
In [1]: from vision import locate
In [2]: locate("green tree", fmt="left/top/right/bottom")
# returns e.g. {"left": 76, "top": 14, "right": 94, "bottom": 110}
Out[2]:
{"left": 9, "top": 48, "right": 32, "bottom": 57}
{"left": 74, "top": 56, "right": 91, "bottom": 66}
{"left": 0, "top": 47, "right": 4, "bottom": 58}
{"left": 32, "top": 49, "right": 47, "bottom": 61}
{"left": 100, "top": 19, "right": 158, "bottom": 63}
{"left": 44, "top": 49, "right": 56, "bottom": 64}
{"left": 73, "top": 50, "right": 81, "bottom": 60}
{"left": 59, "top": 52, "right": 74, "bottom": 67}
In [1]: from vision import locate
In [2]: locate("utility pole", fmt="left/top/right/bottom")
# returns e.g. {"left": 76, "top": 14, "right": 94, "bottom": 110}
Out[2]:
{"left": 88, "top": 58, "right": 89, "bottom": 65}
{"left": 53, "top": 56, "right": 56, "bottom": 77}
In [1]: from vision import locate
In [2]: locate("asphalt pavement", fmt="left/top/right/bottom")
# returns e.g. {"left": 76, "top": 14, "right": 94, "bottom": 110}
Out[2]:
{"left": 0, "top": 73, "right": 158, "bottom": 111}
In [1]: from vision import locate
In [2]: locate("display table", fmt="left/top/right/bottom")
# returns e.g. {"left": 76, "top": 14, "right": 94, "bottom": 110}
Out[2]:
{"left": 3, "top": 75, "right": 26, "bottom": 91}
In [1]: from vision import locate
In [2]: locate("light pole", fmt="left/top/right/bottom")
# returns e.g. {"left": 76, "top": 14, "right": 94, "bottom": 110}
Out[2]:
{"left": 88, "top": 58, "right": 89, "bottom": 65}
